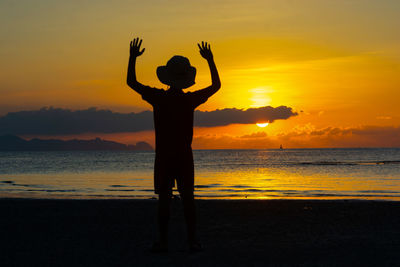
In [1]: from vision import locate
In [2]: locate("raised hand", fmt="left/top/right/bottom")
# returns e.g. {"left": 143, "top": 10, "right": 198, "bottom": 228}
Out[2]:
{"left": 130, "top": 37, "right": 145, "bottom": 57}
{"left": 198, "top": 41, "right": 213, "bottom": 61}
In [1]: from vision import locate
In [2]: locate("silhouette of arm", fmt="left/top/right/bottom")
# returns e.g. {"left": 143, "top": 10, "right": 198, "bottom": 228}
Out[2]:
{"left": 127, "top": 37, "right": 148, "bottom": 95}
{"left": 191, "top": 42, "right": 221, "bottom": 106}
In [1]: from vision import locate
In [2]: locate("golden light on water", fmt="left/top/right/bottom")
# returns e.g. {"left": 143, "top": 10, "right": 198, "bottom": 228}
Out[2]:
{"left": 256, "top": 122, "right": 269, "bottom": 128}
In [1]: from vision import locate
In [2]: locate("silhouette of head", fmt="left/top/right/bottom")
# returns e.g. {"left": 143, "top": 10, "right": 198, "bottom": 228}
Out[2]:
{"left": 157, "top": 56, "right": 196, "bottom": 89}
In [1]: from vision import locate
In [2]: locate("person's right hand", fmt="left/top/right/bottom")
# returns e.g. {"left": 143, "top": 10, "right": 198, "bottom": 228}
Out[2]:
{"left": 130, "top": 37, "right": 145, "bottom": 57}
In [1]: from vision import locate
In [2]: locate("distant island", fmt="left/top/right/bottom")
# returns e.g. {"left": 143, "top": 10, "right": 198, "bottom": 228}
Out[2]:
{"left": 0, "top": 135, "right": 153, "bottom": 151}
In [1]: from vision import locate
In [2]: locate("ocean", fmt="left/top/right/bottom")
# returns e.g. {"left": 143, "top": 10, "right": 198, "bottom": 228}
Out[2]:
{"left": 1, "top": 148, "right": 400, "bottom": 200}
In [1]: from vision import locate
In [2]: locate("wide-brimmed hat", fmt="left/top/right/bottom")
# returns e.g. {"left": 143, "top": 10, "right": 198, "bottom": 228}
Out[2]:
{"left": 157, "top": 56, "right": 196, "bottom": 89}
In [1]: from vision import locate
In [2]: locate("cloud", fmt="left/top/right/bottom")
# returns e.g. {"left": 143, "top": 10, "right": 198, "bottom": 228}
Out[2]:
{"left": 194, "top": 106, "right": 298, "bottom": 127}
{"left": 0, "top": 107, "right": 153, "bottom": 135}
{"left": 192, "top": 125, "right": 400, "bottom": 149}
{"left": 376, "top": 116, "right": 392, "bottom": 120}
{"left": 240, "top": 132, "right": 267, "bottom": 139}
{"left": 0, "top": 106, "right": 298, "bottom": 135}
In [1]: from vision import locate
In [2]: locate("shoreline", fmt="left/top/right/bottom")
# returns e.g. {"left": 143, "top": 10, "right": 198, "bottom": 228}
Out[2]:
{"left": 2, "top": 194, "right": 400, "bottom": 201}
{"left": 2, "top": 198, "right": 400, "bottom": 266}
{"left": 2, "top": 195, "right": 400, "bottom": 201}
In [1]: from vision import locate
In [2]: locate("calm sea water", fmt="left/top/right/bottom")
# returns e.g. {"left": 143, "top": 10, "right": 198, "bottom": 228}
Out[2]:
{"left": 1, "top": 149, "right": 400, "bottom": 200}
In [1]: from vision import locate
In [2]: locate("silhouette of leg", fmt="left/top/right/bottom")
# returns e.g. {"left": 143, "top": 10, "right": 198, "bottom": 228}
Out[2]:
{"left": 181, "top": 192, "right": 197, "bottom": 245}
{"left": 157, "top": 193, "right": 171, "bottom": 246}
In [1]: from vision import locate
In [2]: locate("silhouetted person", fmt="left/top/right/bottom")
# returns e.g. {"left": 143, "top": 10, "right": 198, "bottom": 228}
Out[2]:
{"left": 127, "top": 37, "right": 221, "bottom": 252}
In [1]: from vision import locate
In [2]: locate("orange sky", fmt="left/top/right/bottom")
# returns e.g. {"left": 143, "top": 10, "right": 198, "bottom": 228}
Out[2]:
{"left": 1, "top": 0, "right": 400, "bottom": 148}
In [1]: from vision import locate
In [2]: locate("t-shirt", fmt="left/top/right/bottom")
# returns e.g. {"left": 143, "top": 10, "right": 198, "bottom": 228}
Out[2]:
{"left": 141, "top": 87, "right": 212, "bottom": 157}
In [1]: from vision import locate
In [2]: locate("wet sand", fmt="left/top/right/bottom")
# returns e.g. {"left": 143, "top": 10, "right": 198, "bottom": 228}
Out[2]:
{"left": 1, "top": 198, "right": 400, "bottom": 266}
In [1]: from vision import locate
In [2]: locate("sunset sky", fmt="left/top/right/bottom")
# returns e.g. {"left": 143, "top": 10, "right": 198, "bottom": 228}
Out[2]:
{"left": 1, "top": 0, "right": 400, "bottom": 148}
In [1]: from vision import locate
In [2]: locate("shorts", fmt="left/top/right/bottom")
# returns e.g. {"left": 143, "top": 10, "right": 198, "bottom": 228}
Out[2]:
{"left": 153, "top": 151, "right": 194, "bottom": 195}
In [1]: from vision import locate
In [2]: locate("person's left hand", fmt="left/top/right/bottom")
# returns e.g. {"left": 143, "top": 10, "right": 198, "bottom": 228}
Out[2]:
{"left": 198, "top": 41, "right": 213, "bottom": 61}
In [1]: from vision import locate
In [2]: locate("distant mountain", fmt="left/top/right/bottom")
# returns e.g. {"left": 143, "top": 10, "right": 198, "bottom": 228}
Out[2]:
{"left": 0, "top": 135, "right": 153, "bottom": 151}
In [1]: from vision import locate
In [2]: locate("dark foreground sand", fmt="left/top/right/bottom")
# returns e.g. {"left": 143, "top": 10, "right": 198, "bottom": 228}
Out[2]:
{"left": 1, "top": 199, "right": 400, "bottom": 266}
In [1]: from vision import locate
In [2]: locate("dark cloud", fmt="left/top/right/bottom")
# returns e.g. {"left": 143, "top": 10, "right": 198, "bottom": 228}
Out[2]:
{"left": 0, "top": 106, "right": 298, "bottom": 135}
{"left": 194, "top": 106, "right": 298, "bottom": 127}
{"left": 0, "top": 107, "right": 153, "bottom": 135}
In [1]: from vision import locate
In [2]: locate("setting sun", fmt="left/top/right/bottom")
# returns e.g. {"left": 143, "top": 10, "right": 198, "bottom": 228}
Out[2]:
{"left": 256, "top": 122, "right": 269, "bottom": 128}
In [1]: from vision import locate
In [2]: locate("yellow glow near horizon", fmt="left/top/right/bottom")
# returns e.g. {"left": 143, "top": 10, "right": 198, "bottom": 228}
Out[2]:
{"left": 256, "top": 122, "right": 269, "bottom": 128}
{"left": 249, "top": 87, "right": 273, "bottom": 108}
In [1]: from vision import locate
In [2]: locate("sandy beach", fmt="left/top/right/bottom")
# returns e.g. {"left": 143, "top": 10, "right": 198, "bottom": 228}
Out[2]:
{"left": 1, "top": 198, "right": 400, "bottom": 266}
